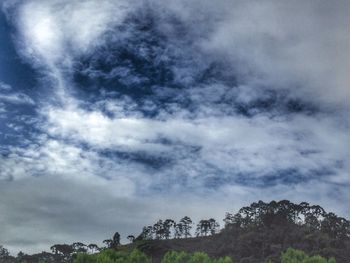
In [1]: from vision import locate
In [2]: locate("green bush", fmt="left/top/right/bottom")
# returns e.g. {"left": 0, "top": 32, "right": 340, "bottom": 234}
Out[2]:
{"left": 161, "top": 251, "right": 191, "bottom": 263}
{"left": 281, "top": 248, "right": 336, "bottom": 263}
{"left": 161, "top": 251, "right": 233, "bottom": 263}
{"left": 73, "top": 249, "right": 151, "bottom": 263}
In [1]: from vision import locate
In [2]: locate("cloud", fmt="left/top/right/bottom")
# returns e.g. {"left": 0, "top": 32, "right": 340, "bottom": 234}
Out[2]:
{"left": 11, "top": 0, "right": 134, "bottom": 67}
{"left": 1, "top": 0, "right": 350, "bottom": 254}
{"left": 0, "top": 93, "right": 34, "bottom": 105}
{"left": 0, "top": 82, "right": 12, "bottom": 91}
{"left": 0, "top": 82, "right": 35, "bottom": 105}
{"left": 196, "top": 1, "right": 350, "bottom": 106}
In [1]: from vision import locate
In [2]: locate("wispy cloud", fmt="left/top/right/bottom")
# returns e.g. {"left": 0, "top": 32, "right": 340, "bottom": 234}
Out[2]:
{"left": 0, "top": 82, "right": 35, "bottom": 105}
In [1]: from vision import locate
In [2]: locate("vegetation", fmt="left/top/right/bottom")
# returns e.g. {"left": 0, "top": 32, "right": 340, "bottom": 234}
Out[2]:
{"left": 1, "top": 200, "right": 349, "bottom": 263}
{"left": 73, "top": 249, "right": 233, "bottom": 263}
{"left": 73, "top": 249, "right": 151, "bottom": 263}
{"left": 280, "top": 248, "right": 336, "bottom": 263}
{"left": 72, "top": 248, "right": 335, "bottom": 263}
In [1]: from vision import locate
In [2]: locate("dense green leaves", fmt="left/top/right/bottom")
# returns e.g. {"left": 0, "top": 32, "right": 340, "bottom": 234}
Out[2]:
{"left": 73, "top": 249, "right": 151, "bottom": 263}
{"left": 73, "top": 250, "right": 233, "bottom": 263}
{"left": 162, "top": 251, "right": 232, "bottom": 263}
{"left": 281, "top": 248, "right": 336, "bottom": 263}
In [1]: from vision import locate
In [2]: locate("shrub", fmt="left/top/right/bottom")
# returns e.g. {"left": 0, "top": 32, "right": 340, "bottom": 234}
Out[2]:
{"left": 281, "top": 248, "right": 336, "bottom": 263}
{"left": 161, "top": 251, "right": 233, "bottom": 263}
{"left": 73, "top": 249, "right": 151, "bottom": 263}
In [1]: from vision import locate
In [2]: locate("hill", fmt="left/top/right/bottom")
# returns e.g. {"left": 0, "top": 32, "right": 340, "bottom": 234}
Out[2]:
{"left": 1, "top": 200, "right": 349, "bottom": 263}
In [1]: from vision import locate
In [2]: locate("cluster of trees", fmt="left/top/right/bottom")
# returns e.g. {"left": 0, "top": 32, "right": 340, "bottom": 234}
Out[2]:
{"left": 223, "top": 200, "right": 350, "bottom": 239}
{"left": 0, "top": 233, "right": 121, "bottom": 263}
{"left": 137, "top": 216, "right": 220, "bottom": 240}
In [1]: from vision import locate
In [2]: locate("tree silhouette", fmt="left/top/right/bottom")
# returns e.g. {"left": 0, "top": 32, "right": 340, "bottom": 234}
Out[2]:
{"left": 127, "top": 235, "right": 136, "bottom": 243}
{"left": 87, "top": 244, "right": 99, "bottom": 254}
{"left": 174, "top": 222, "right": 184, "bottom": 238}
{"left": 113, "top": 232, "right": 121, "bottom": 246}
{"left": 153, "top": 220, "right": 165, "bottom": 239}
{"left": 0, "top": 246, "right": 9, "bottom": 258}
{"left": 72, "top": 242, "right": 87, "bottom": 253}
{"left": 180, "top": 216, "right": 193, "bottom": 238}
{"left": 50, "top": 244, "right": 74, "bottom": 261}
{"left": 208, "top": 218, "right": 220, "bottom": 235}
{"left": 103, "top": 239, "right": 113, "bottom": 249}
{"left": 196, "top": 220, "right": 211, "bottom": 237}
{"left": 137, "top": 226, "right": 153, "bottom": 240}
{"left": 163, "top": 219, "right": 175, "bottom": 239}
{"left": 223, "top": 200, "right": 350, "bottom": 240}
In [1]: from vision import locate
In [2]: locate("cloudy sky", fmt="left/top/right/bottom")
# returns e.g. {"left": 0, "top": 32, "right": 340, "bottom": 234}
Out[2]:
{"left": 1, "top": 0, "right": 350, "bottom": 254}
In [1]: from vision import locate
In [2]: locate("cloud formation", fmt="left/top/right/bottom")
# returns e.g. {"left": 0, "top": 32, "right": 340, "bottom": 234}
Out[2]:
{"left": 0, "top": 0, "right": 349, "bottom": 254}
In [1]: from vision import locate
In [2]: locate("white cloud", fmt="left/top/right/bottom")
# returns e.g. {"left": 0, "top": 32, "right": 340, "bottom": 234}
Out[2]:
{"left": 40, "top": 101, "right": 350, "bottom": 186}
{"left": 196, "top": 1, "right": 350, "bottom": 106}
{"left": 1, "top": 0, "right": 350, "bottom": 254}
{"left": 0, "top": 93, "right": 35, "bottom": 105}
{"left": 0, "top": 82, "right": 35, "bottom": 105}
{"left": 14, "top": 0, "right": 134, "bottom": 67}
{"left": 0, "top": 82, "right": 12, "bottom": 91}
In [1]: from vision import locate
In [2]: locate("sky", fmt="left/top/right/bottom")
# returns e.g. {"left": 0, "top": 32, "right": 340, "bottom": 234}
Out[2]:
{"left": 0, "top": 0, "right": 350, "bottom": 254}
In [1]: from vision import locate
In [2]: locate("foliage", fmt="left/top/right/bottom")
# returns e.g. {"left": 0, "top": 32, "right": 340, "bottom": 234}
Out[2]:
{"left": 224, "top": 200, "right": 350, "bottom": 239}
{"left": 196, "top": 219, "right": 220, "bottom": 237}
{"left": 161, "top": 251, "right": 232, "bottom": 263}
{"left": 281, "top": 248, "right": 336, "bottom": 263}
{"left": 72, "top": 249, "right": 234, "bottom": 263}
{"left": 73, "top": 249, "right": 151, "bottom": 263}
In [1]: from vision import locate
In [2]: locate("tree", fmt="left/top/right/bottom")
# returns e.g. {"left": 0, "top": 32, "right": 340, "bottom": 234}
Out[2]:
{"left": 72, "top": 242, "right": 87, "bottom": 253}
{"left": 208, "top": 218, "right": 220, "bottom": 235}
{"left": 174, "top": 222, "right": 184, "bottom": 238}
{"left": 113, "top": 232, "right": 121, "bottom": 246}
{"left": 0, "top": 246, "right": 9, "bottom": 258}
{"left": 153, "top": 220, "right": 165, "bottom": 239}
{"left": 180, "top": 216, "right": 193, "bottom": 238}
{"left": 102, "top": 239, "right": 113, "bottom": 249}
{"left": 196, "top": 219, "right": 219, "bottom": 237}
{"left": 50, "top": 244, "right": 74, "bottom": 262}
{"left": 127, "top": 235, "right": 136, "bottom": 243}
{"left": 87, "top": 244, "right": 99, "bottom": 254}
{"left": 163, "top": 219, "right": 175, "bottom": 239}
{"left": 137, "top": 226, "right": 153, "bottom": 240}
{"left": 196, "top": 220, "right": 211, "bottom": 237}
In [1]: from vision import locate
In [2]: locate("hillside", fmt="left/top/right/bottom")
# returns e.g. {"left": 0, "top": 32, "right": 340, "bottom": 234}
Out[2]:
{"left": 1, "top": 200, "right": 349, "bottom": 263}
{"left": 131, "top": 222, "right": 350, "bottom": 263}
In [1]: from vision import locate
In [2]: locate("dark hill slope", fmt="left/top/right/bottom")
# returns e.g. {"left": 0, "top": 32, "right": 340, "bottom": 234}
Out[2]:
{"left": 129, "top": 200, "right": 350, "bottom": 263}
{"left": 133, "top": 224, "right": 350, "bottom": 263}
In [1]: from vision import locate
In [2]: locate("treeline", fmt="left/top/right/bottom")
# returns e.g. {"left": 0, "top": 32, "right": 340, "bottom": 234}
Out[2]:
{"left": 223, "top": 200, "right": 350, "bottom": 239}
{"left": 136, "top": 216, "right": 220, "bottom": 240}
{"left": 132, "top": 200, "right": 350, "bottom": 242}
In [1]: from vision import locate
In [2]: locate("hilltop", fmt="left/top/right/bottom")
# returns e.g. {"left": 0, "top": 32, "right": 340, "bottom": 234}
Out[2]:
{"left": 1, "top": 200, "right": 349, "bottom": 263}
